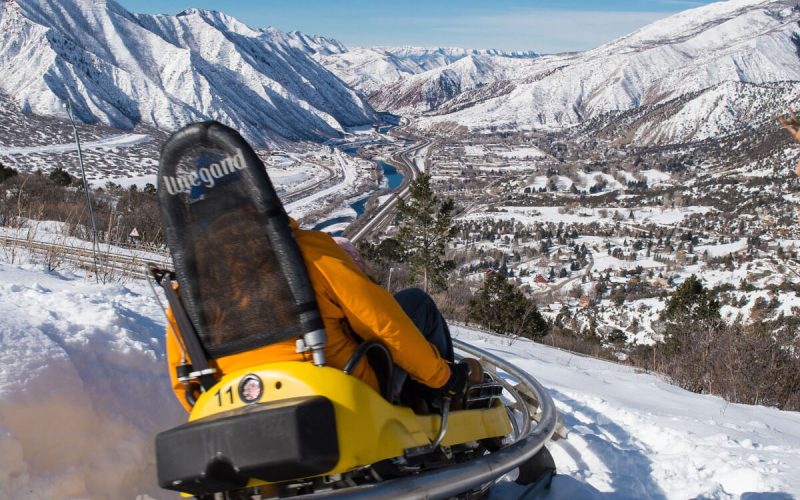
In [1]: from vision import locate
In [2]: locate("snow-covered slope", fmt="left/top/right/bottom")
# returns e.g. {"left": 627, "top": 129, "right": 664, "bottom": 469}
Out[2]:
{"left": 318, "top": 46, "right": 539, "bottom": 97}
{"left": 0, "top": 261, "right": 184, "bottom": 499}
{"left": 589, "top": 80, "right": 800, "bottom": 144}
{"left": 410, "top": 0, "right": 800, "bottom": 144}
{"left": 0, "top": 0, "right": 376, "bottom": 145}
{"left": 280, "top": 29, "right": 347, "bottom": 56}
{"left": 455, "top": 327, "right": 800, "bottom": 499}
{"left": 1, "top": 258, "right": 798, "bottom": 498}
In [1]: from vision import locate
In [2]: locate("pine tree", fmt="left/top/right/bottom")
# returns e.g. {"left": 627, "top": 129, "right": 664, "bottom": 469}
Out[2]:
{"left": 48, "top": 167, "right": 72, "bottom": 186}
{"left": 663, "top": 274, "right": 720, "bottom": 323}
{"left": 0, "top": 162, "right": 17, "bottom": 183}
{"left": 396, "top": 173, "right": 456, "bottom": 293}
{"left": 468, "top": 272, "right": 549, "bottom": 340}
{"left": 661, "top": 274, "right": 720, "bottom": 357}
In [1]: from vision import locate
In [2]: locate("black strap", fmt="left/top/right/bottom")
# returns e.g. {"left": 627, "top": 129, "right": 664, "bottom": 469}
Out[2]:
{"left": 159, "top": 273, "right": 217, "bottom": 391}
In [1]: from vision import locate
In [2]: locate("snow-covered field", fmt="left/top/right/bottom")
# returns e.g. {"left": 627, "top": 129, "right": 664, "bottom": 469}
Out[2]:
{"left": 0, "top": 133, "right": 152, "bottom": 156}
{"left": 0, "top": 220, "right": 170, "bottom": 266}
{"left": 461, "top": 205, "right": 713, "bottom": 226}
{"left": 456, "top": 327, "right": 800, "bottom": 499}
{"left": 0, "top": 259, "right": 797, "bottom": 499}
{"left": 497, "top": 147, "right": 548, "bottom": 160}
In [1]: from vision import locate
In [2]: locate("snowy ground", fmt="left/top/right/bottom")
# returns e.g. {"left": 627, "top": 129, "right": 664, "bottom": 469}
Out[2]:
{"left": 0, "top": 260, "right": 183, "bottom": 499}
{"left": 0, "top": 220, "right": 170, "bottom": 268}
{"left": 0, "top": 134, "right": 152, "bottom": 156}
{"left": 455, "top": 327, "right": 800, "bottom": 499}
{"left": 461, "top": 205, "right": 713, "bottom": 227}
{"left": 0, "top": 259, "right": 797, "bottom": 499}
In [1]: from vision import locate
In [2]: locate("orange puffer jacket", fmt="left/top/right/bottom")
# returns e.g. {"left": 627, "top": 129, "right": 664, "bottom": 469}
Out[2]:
{"left": 165, "top": 220, "right": 451, "bottom": 411}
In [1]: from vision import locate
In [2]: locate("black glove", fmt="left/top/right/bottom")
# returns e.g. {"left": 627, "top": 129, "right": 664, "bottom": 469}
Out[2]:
{"left": 436, "top": 362, "right": 471, "bottom": 400}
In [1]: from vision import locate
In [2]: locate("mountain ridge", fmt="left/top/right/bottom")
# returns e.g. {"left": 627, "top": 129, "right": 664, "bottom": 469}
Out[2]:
{"left": 353, "top": 0, "right": 800, "bottom": 145}
{"left": 0, "top": 0, "right": 376, "bottom": 146}
{"left": 316, "top": 45, "right": 540, "bottom": 97}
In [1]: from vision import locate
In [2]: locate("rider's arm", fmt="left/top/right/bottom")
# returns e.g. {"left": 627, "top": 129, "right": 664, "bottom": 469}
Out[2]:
{"left": 305, "top": 240, "right": 452, "bottom": 389}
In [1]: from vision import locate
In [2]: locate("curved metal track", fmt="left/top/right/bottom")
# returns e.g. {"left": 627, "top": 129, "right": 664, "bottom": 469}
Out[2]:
{"left": 303, "top": 339, "right": 559, "bottom": 499}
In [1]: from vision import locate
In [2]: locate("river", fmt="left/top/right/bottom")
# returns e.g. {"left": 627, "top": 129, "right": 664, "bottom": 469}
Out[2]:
{"left": 312, "top": 146, "right": 405, "bottom": 234}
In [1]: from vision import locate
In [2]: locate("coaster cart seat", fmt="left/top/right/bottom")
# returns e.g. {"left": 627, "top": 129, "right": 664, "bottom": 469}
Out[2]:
{"left": 150, "top": 122, "right": 522, "bottom": 499}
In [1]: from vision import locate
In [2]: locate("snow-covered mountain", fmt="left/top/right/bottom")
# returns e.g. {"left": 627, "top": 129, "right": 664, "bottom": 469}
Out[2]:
{"left": 279, "top": 29, "right": 347, "bottom": 56}
{"left": 382, "top": 0, "right": 800, "bottom": 145}
{"left": 366, "top": 54, "right": 537, "bottom": 115}
{"left": 0, "top": 0, "right": 376, "bottom": 146}
{"left": 587, "top": 80, "right": 800, "bottom": 145}
{"left": 317, "top": 46, "right": 539, "bottom": 97}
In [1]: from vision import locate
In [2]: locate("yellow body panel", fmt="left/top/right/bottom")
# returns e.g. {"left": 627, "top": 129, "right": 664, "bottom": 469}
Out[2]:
{"left": 186, "top": 361, "right": 512, "bottom": 487}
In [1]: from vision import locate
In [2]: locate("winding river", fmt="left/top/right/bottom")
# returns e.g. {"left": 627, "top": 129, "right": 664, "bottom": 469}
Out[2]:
{"left": 312, "top": 145, "right": 405, "bottom": 234}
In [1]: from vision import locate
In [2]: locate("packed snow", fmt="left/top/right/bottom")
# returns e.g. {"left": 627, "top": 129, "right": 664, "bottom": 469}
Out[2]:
{"left": 0, "top": 259, "right": 797, "bottom": 499}
{"left": 452, "top": 328, "right": 800, "bottom": 499}
{"left": 0, "top": 260, "right": 183, "bottom": 499}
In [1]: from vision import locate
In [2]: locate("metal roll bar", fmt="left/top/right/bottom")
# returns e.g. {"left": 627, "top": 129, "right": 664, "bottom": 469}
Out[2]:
{"left": 302, "top": 339, "right": 559, "bottom": 499}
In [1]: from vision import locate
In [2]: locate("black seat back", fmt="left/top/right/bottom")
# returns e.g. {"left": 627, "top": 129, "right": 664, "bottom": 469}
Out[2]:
{"left": 157, "top": 121, "right": 323, "bottom": 359}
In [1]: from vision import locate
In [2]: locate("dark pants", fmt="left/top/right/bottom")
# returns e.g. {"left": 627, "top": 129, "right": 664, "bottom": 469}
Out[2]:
{"left": 392, "top": 288, "right": 454, "bottom": 405}
{"left": 394, "top": 288, "right": 454, "bottom": 362}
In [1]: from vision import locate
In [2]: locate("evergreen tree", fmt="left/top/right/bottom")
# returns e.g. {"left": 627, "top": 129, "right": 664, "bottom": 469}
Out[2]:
{"left": 663, "top": 274, "right": 720, "bottom": 323}
{"left": 0, "top": 162, "right": 17, "bottom": 183}
{"left": 48, "top": 167, "right": 72, "bottom": 186}
{"left": 468, "top": 272, "right": 549, "bottom": 340}
{"left": 396, "top": 173, "right": 456, "bottom": 292}
{"left": 661, "top": 274, "right": 720, "bottom": 357}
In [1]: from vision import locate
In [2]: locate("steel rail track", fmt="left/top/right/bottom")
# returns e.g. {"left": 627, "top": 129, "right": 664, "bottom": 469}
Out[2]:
{"left": 302, "top": 339, "right": 559, "bottom": 499}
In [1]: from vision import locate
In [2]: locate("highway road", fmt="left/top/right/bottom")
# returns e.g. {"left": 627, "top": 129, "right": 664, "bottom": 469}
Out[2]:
{"left": 347, "top": 133, "right": 432, "bottom": 244}
{"left": 283, "top": 149, "right": 354, "bottom": 213}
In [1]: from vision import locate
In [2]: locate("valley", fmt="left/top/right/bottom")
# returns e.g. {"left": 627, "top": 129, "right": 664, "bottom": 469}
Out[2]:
{"left": 1, "top": 0, "right": 800, "bottom": 498}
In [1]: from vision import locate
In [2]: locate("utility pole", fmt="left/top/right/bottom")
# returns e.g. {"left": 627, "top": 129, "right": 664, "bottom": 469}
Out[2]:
{"left": 64, "top": 99, "right": 99, "bottom": 282}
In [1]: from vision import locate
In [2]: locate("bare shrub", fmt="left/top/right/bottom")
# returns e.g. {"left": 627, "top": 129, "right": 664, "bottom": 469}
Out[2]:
{"left": 0, "top": 235, "right": 23, "bottom": 265}
{"left": 541, "top": 326, "right": 617, "bottom": 362}
{"left": 0, "top": 173, "right": 164, "bottom": 249}
{"left": 432, "top": 280, "right": 473, "bottom": 324}
{"left": 629, "top": 317, "right": 800, "bottom": 411}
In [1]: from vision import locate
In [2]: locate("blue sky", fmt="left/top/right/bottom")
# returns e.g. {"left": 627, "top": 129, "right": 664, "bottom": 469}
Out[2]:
{"left": 115, "top": 0, "right": 719, "bottom": 53}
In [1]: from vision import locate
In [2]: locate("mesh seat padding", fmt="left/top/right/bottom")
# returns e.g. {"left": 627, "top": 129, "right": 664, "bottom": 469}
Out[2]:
{"left": 158, "top": 122, "right": 322, "bottom": 359}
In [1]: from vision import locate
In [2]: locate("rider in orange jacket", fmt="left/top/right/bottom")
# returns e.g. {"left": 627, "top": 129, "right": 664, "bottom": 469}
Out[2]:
{"left": 166, "top": 219, "right": 466, "bottom": 412}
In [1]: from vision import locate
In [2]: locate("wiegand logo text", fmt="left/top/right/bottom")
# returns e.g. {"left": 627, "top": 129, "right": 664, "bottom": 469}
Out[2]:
{"left": 163, "top": 149, "right": 246, "bottom": 195}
